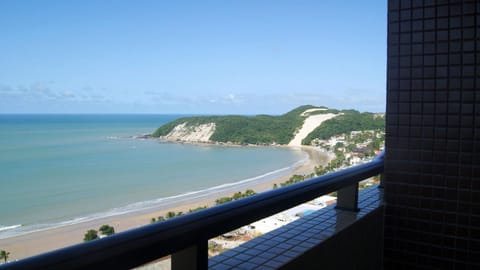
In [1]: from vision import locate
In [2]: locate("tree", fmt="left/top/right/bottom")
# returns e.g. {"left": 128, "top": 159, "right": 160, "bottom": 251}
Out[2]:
{"left": 215, "top": 196, "right": 232, "bottom": 205}
{"left": 99, "top": 225, "right": 115, "bottom": 236}
{"left": 83, "top": 229, "right": 98, "bottom": 242}
{"left": 0, "top": 250, "right": 10, "bottom": 263}
{"left": 166, "top": 211, "right": 176, "bottom": 219}
{"left": 188, "top": 206, "right": 206, "bottom": 213}
{"left": 335, "top": 142, "right": 345, "bottom": 148}
{"left": 232, "top": 192, "right": 243, "bottom": 200}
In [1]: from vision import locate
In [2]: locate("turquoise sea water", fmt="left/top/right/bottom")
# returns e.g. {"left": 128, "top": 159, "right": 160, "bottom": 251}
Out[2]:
{"left": 0, "top": 115, "right": 305, "bottom": 238}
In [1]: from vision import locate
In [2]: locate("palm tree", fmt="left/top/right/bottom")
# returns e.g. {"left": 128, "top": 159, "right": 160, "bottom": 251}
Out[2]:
{"left": 0, "top": 250, "right": 10, "bottom": 263}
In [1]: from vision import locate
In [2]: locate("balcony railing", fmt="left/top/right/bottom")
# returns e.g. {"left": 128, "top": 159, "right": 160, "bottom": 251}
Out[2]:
{"left": 1, "top": 152, "right": 384, "bottom": 270}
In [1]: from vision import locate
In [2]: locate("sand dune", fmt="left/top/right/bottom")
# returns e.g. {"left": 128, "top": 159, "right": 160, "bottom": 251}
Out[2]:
{"left": 288, "top": 113, "right": 337, "bottom": 146}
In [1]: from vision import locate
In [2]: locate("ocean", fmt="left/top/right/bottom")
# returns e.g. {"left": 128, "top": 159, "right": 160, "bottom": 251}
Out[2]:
{"left": 0, "top": 114, "right": 306, "bottom": 239}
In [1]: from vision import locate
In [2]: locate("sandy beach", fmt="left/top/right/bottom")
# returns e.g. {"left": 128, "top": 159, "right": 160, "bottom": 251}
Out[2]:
{"left": 0, "top": 146, "right": 332, "bottom": 262}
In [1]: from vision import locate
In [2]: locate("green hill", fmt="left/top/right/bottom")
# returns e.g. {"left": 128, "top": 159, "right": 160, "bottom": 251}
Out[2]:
{"left": 152, "top": 105, "right": 384, "bottom": 145}
{"left": 301, "top": 111, "right": 385, "bottom": 145}
{"left": 153, "top": 105, "right": 316, "bottom": 144}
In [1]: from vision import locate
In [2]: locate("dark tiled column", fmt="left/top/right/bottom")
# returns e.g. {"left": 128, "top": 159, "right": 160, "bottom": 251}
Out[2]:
{"left": 384, "top": 0, "right": 479, "bottom": 268}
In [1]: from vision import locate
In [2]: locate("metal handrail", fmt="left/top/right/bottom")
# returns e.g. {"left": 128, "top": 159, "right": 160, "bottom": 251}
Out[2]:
{"left": 1, "top": 152, "right": 384, "bottom": 270}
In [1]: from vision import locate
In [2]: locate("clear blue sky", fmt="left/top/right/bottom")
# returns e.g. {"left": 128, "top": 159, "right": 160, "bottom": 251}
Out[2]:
{"left": 0, "top": 0, "right": 387, "bottom": 114}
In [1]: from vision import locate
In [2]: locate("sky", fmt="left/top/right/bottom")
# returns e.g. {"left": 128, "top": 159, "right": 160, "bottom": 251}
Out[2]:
{"left": 0, "top": 0, "right": 387, "bottom": 114}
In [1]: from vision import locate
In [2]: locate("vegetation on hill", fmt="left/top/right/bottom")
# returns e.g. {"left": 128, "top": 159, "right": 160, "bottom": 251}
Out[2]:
{"left": 152, "top": 105, "right": 321, "bottom": 145}
{"left": 302, "top": 111, "right": 385, "bottom": 145}
{"left": 152, "top": 105, "right": 385, "bottom": 146}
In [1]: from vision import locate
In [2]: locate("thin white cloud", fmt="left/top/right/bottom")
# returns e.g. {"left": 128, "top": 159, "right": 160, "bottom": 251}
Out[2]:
{"left": 222, "top": 93, "right": 244, "bottom": 104}
{"left": 0, "top": 82, "right": 111, "bottom": 103}
{"left": 143, "top": 91, "right": 249, "bottom": 106}
{"left": 0, "top": 84, "right": 13, "bottom": 92}
{"left": 1, "top": 81, "right": 385, "bottom": 113}
{"left": 234, "top": 91, "right": 385, "bottom": 113}
{"left": 61, "top": 90, "right": 76, "bottom": 98}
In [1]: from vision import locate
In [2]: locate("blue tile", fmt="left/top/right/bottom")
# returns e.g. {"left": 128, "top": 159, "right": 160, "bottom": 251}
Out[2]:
{"left": 291, "top": 246, "right": 305, "bottom": 253}
{"left": 244, "top": 248, "right": 262, "bottom": 256}
{"left": 210, "top": 263, "right": 234, "bottom": 270}
{"left": 263, "top": 259, "right": 284, "bottom": 268}
{"left": 254, "top": 265, "right": 275, "bottom": 270}
{"left": 209, "top": 256, "right": 223, "bottom": 263}
{"left": 236, "top": 261, "right": 259, "bottom": 270}
{"left": 283, "top": 250, "right": 301, "bottom": 258}
{"left": 234, "top": 246, "right": 248, "bottom": 253}
{"left": 224, "top": 257, "right": 243, "bottom": 267}
{"left": 266, "top": 238, "right": 282, "bottom": 244}
{"left": 234, "top": 253, "right": 253, "bottom": 262}
{"left": 288, "top": 239, "right": 302, "bottom": 245}
{"left": 254, "top": 245, "right": 271, "bottom": 252}
{"left": 269, "top": 246, "right": 287, "bottom": 254}
{"left": 272, "top": 255, "right": 293, "bottom": 264}
{"left": 258, "top": 252, "right": 277, "bottom": 260}
{"left": 249, "top": 256, "right": 269, "bottom": 265}
{"left": 277, "top": 242, "right": 293, "bottom": 249}
{"left": 220, "top": 249, "right": 239, "bottom": 257}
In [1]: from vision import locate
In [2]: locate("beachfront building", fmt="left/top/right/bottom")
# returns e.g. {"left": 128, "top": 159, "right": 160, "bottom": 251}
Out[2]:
{"left": 2, "top": 1, "right": 478, "bottom": 269}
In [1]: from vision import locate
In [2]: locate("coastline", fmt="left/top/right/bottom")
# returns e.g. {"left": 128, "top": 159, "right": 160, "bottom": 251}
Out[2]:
{"left": 0, "top": 146, "right": 332, "bottom": 262}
